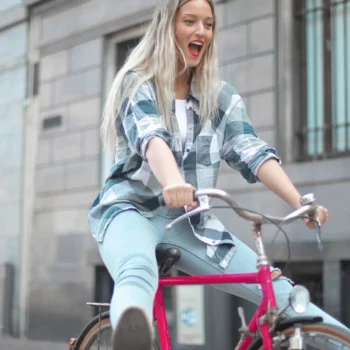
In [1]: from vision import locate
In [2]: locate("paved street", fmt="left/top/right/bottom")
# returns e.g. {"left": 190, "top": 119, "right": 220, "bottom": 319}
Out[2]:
{"left": 0, "top": 336, "right": 68, "bottom": 350}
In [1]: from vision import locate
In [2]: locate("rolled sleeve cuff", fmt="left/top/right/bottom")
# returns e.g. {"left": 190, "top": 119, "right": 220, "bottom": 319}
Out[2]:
{"left": 249, "top": 146, "right": 282, "bottom": 183}
{"left": 139, "top": 129, "right": 173, "bottom": 161}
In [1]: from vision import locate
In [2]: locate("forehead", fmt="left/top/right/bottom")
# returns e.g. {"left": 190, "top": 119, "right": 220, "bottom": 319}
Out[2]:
{"left": 177, "top": 0, "right": 213, "bottom": 17}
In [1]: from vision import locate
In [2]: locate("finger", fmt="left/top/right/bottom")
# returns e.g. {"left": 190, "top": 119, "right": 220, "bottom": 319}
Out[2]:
{"left": 171, "top": 189, "right": 180, "bottom": 208}
{"left": 191, "top": 199, "right": 199, "bottom": 208}
{"left": 185, "top": 188, "right": 194, "bottom": 206}
{"left": 307, "top": 221, "right": 316, "bottom": 229}
{"left": 186, "top": 200, "right": 199, "bottom": 212}
{"left": 167, "top": 188, "right": 179, "bottom": 208}
{"left": 163, "top": 190, "right": 172, "bottom": 207}
{"left": 304, "top": 218, "right": 316, "bottom": 229}
{"left": 316, "top": 210, "right": 326, "bottom": 225}
{"left": 176, "top": 190, "right": 186, "bottom": 208}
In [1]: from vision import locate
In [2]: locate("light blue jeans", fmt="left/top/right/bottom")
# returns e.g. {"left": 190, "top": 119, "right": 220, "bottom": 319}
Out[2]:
{"left": 98, "top": 206, "right": 348, "bottom": 342}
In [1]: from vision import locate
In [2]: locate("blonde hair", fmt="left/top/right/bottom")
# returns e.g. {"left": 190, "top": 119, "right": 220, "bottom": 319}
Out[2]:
{"left": 101, "top": 0, "right": 220, "bottom": 151}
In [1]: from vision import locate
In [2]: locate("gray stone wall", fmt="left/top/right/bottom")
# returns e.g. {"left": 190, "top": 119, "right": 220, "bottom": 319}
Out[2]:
{"left": 24, "top": 0, "right": 350, "bottom": 343}
{"left": 0, "top": 0, "right": 28, "bottom": 336}
{"left": 29, "top": 37, "right": 104, "bottom": 340}
{"left": 216, "top": 0, "right": 276, "bottom": 147}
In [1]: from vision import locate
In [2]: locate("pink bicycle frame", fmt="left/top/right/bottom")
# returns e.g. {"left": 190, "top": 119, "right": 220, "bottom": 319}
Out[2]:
{"left": 153, "top": 223, "right": 277, "bottom": 350}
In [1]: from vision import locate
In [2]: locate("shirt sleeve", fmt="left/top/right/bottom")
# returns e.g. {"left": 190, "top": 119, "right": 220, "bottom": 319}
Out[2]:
{"left": 119, "top": 72, "right": 173, "bottom": 161}
{"left": 221, "top": 96, "right": 281, "bottom": 183}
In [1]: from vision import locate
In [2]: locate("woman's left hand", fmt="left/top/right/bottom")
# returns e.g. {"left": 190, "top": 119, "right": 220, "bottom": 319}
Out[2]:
{"left": 304, "top": 205, "right": 329, "bottom": 229}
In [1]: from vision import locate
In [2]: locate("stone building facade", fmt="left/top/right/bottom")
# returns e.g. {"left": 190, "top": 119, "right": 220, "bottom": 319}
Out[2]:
{"left": 0, "top": 0, "right": 349, "bottom": 348}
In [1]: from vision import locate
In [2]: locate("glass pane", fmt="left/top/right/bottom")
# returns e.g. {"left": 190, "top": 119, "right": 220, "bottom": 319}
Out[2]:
{"left": 0, "top": 0, "right": 21, "bottom": 12}
{"left": 0, "top": 23, "right": 27, "bottom": 66}
{"left": 0, "top": 66, "right": 27, "bottom": 105}
{"left": 331, "top": 0, "right": 350, "bottom": 151}
{"left": 94, "top": 266, "right": 113, "bottom": 316}
{"left": 274, "top": 261, "right": 324, "bottom": 308}
{"left": 306, "top": 0, "right": 324, "bottom": 155}
{"left": 0, "top": 102, "right": 24, "bottom": 136}
{"left": 101, "top": 37, "right": 141, "bottom": 183}
{"left": 341, "top": 261, "right": 350, "bottom": 327}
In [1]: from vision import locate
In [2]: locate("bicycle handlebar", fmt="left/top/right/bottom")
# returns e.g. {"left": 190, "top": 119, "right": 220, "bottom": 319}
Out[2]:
{"left": 197, "top": 189, "right": 317, "bottom": 224}
{"left": 161, "top": 188, "right": 318, "bottom": 230}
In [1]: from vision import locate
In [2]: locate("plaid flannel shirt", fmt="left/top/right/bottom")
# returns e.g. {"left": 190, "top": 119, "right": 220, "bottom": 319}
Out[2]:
{"left": 88, "top": 71, "right": 280, "bottom": 269}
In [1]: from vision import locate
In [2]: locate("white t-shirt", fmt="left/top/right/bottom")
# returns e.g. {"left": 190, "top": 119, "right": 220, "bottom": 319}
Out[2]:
{"left": 175, "top": 99, "right": 187, "bottom": 147}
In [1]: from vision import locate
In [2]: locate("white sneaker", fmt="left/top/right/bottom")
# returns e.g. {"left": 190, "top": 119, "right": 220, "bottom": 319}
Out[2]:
{"left": 112, "top": 306, "right": 152, "bottom": 350}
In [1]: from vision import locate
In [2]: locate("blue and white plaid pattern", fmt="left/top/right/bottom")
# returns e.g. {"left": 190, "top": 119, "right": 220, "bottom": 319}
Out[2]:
{"left": 88, "top": 72, "right": 280, "bottom": 269}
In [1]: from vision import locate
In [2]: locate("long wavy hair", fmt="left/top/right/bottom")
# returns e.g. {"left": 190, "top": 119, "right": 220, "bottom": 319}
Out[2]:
{"left": 101, "top": 0, "right": 220, "bottom": 151}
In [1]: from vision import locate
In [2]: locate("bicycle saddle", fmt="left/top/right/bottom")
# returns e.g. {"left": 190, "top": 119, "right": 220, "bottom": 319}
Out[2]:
{"left": 155, "top": 247, "right": 181, "bottom": 277}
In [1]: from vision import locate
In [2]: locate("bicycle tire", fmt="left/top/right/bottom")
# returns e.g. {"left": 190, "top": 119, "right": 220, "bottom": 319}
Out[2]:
{"left": 73, "top": 311, "right": 111, "bottom": 349}
{"left": 248, "top": 322, "right": 350, "bottom": 349}
{"left": 74, "top": 312, "right": 160, "bottom": 350}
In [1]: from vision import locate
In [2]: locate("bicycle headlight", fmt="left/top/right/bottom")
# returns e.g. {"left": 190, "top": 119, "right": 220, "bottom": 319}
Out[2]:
{"left": 289, "top": 285, "right": 310, "bottom": 314}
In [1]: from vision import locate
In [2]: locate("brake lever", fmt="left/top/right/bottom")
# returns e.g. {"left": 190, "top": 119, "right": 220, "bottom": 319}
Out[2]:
{"left": 165, "top": 195, "right": 210, "bottom": 230}
{"left": 299, "top": 193, "right": 323, "bottom": 251}
{"left": 316, "top": 226, "right": 323, "bottom": 251}
{"left": 313, "top": 213, "right": 323, "bottom": 251}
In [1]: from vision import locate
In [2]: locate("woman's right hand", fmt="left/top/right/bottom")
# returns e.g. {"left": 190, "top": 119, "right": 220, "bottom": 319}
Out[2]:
{"left": 162, "top": 183, "right": 198, "bottom": 210}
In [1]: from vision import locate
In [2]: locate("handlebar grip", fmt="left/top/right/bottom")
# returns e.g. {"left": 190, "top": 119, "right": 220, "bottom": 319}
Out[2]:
{"left": 158, "top": 190, "right": 197, "bottom": 207}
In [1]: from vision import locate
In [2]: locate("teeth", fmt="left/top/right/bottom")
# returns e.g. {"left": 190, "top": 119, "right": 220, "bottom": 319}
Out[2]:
{"left": 191, "top": 41, "right": 203, "bottom": 46}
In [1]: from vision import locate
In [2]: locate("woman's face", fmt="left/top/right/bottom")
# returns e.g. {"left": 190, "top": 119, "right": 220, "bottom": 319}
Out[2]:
{"left": 175, "top": 0, "right": 214, "bottom": 69}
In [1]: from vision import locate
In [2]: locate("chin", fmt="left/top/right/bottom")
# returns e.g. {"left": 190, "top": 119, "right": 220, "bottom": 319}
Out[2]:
{"left": 186, "top": 58, "right": 201, "bottom": 68}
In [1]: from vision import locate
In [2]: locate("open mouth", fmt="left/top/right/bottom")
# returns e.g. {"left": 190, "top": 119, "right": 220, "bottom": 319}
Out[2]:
{"left": 188, "top": 41, "right": 203, "bottom": 57}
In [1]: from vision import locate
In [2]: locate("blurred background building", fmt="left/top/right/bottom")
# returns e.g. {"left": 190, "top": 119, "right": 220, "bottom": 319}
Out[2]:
{"left": 0, "top": 0, "right": 350, "bottom": 348}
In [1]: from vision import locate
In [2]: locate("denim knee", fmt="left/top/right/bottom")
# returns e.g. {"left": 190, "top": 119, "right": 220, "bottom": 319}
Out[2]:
{"left": 115, "top": 253, "right": 159, "bottom": 296}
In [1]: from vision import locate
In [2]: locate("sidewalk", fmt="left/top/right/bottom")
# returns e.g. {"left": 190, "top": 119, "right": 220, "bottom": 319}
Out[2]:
{"left": 0, "top": 336, "right": 68, "bottom": 350}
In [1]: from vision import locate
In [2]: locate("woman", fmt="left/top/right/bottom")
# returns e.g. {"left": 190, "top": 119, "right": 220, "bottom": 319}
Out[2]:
{"left": 88, "top": 0, "right": 343, "bottom": 349}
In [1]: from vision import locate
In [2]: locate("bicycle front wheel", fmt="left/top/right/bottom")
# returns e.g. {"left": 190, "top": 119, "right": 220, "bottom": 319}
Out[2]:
{"left": 249, "top": 323, "right": 350, "bottom": 349}
{"left": 74, "top": 313, "right": 160, "bottom": 350}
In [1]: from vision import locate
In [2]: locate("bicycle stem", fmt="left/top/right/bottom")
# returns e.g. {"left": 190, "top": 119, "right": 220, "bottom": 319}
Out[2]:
{"left": 252, "top": 223, "right": 270, "bottom": 268}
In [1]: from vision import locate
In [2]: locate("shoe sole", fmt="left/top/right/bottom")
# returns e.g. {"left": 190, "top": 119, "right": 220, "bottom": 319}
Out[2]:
{"left": 112, "top": 307, "right": 152, "bottom": 350}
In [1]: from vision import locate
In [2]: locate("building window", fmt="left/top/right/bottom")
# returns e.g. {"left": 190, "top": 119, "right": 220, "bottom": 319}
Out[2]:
{"left": 94, "top": 266, "right": 114, "bottom": 316}
{"left": 116, "top": 38, "right": 141, "bottom": 71}
{"left": 341, "top": 261, "right": 350, "bottom": 327}
{"left": 274, "top": 261, "right": 323, "bottom": 308}
{"left": 295, "top": 0, "right": 350, "bottom": 160}
{"left": 101, "top": 36, "right": 141, "bottom": 182}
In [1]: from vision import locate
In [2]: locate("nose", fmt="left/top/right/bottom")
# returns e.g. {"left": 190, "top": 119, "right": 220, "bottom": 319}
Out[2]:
{"left": 194, "top": 22, "right": 205, "bottom": 38}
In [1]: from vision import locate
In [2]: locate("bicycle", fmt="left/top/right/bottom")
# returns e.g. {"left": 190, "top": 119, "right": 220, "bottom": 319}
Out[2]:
{"left": 69, "top": 189, "right": 350, "bottom": 349}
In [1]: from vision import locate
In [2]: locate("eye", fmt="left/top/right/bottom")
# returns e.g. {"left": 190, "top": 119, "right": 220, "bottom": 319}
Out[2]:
{"left": 184, "top": 19, "right": 194, "bottom": 25}
{"left": 205, "top": 23, "right": 213, "bottom": 29}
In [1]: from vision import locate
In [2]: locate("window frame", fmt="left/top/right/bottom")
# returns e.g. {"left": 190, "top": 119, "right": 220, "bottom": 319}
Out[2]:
{"left": 295, "top": 0, "right": 350, "bottom": 161}
{"left": 101, "top": 25, "right": 147, "bottom": 184}
{"left": 274, "top": 261, "right": 324, "bottom": 308}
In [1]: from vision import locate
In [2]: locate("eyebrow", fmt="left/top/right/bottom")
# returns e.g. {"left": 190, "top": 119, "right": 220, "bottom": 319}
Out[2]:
{"left": 182, "top": 13, "right": 214, "bottom": 21}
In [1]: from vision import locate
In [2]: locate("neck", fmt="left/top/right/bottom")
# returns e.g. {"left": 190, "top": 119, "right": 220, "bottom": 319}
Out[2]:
{"left": 175, "top": 67, "right": 191, "bottom": 99}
